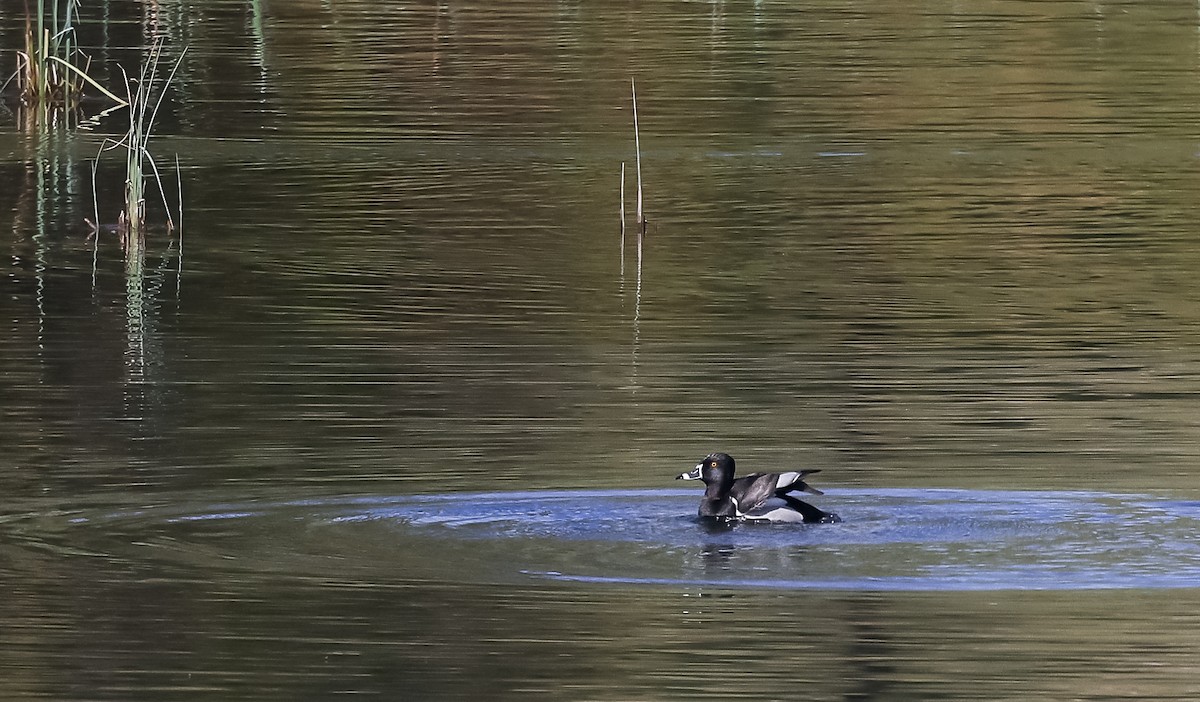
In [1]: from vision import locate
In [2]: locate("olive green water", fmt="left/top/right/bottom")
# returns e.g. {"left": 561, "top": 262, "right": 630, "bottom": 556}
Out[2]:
{"left": 5, "top": 1, "right": 1200, "bottom": 699}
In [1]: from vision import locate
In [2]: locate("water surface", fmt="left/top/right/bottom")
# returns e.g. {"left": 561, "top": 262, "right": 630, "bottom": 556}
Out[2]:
{"left": 5, "top": 0, "right": 1200, "bottom": 699}
{"left": 32, "top": 487, "right": 1200, "bottom": 591}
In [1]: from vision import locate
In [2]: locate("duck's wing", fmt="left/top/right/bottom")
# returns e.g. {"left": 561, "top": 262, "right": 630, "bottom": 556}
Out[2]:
{"left": 731, "top": 470, "right": 827, "bottom": 515}
{"left": 772, "top": 470, "right": 824, "bottom": 496}
{"left": 728, "top": 473, "right": 779, "bottom": 514}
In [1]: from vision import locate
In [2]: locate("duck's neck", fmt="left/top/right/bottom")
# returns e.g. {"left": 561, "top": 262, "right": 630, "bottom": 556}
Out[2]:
{"left": 703, "top": 476, "right": 733, "bottom": 500}
{"left": 700, "top": 496, "right": 738, "bottom": 518}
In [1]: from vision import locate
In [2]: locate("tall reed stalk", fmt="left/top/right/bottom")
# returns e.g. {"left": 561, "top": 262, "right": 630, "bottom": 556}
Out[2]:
{"left": 631, "top": 78, "right": 645, "bottom": 234}
{"left": 620, "top": 162, "right": 626, "bottom": 275}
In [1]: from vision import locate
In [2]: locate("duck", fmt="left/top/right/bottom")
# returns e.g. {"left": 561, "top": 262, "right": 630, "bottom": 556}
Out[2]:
{"left": 676, "top": 452, "right": 840, "bottom": 524}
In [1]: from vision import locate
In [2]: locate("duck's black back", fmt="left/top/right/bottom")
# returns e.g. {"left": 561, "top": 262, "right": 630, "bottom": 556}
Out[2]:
{"left": 728, "top": 473, "right": 779, "bottom": 514}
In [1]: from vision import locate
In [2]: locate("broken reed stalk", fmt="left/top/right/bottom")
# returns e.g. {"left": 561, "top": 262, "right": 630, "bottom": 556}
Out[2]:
{"left": 631, "top": 78, "right": 645, "bottom": 234}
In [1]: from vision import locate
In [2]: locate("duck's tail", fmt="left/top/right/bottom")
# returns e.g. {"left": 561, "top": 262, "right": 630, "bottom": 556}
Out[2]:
{"left": 780, "top": 495, "right": 841, "bottom": 524}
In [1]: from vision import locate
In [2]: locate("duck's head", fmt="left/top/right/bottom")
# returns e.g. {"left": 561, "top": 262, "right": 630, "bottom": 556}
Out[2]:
{"left": 676, "top": 452, "right": 736, "bottom": 485}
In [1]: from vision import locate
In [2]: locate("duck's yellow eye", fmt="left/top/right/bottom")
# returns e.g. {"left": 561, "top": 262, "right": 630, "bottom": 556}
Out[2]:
{"left": 710, "top": 461, "right": 717, "bottom": 468}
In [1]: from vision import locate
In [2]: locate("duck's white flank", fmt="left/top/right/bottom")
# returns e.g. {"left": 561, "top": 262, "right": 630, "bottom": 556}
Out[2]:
{"left": 744, "top": 497, "right": 809, "bottom": 522}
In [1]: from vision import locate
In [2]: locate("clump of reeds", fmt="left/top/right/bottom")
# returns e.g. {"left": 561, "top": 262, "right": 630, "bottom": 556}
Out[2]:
{"left": 91, "top": 38, "right": 186, "bottom": 249}
{"left": 16, "top": 0, "right": 82, "bottom": 105}
{"left": 12, "top": 0, "right": 122, "bottom": 110}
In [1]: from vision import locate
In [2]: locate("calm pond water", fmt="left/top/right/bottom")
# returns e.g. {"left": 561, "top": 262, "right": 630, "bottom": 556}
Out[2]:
{"left": 5, "top": 0, "right": 1200, "bottom": 699}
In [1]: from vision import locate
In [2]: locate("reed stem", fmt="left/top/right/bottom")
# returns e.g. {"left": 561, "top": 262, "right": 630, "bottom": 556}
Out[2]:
{"left": 631, "top": 78, "right": 645, "bottom": 234}
{"left": 620, "top": 161, "right": 627, "bottom": 274}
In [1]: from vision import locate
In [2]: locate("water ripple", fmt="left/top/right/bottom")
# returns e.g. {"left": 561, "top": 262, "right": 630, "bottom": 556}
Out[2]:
{"left": 25, "top": 489, "right": 1200, "bottom": 592}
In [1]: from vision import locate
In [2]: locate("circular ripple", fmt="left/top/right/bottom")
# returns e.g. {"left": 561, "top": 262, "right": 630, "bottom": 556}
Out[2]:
{"left": 31, "top": 489, "right": 1200, "bottom": 591}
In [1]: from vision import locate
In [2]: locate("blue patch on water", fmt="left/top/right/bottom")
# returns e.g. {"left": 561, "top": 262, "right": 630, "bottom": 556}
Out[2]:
{"left": 39, "top": 489, "right": 1200, "bottom": 592}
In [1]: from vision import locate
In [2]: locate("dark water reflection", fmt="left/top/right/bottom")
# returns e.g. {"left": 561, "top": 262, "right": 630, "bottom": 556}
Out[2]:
{"left": 6, "top": 0, "right": 1200, "bottom": 699}
{"left": 5, "top": 545, "right": 1200, "bottom": 700}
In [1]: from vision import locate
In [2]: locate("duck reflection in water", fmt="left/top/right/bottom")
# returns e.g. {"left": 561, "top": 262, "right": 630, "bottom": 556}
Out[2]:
{"left": 677, "top": 452, "right": 840, "bottom": 524}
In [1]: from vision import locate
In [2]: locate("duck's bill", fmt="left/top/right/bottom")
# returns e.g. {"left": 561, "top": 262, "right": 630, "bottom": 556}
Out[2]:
{"left": 676, "top": 464, "right": 703, "bottom": 481}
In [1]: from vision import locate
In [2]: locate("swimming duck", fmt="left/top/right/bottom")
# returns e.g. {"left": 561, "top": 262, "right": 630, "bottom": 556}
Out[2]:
{"left": 676, "top": 452, "right": 840, "bottom": 524}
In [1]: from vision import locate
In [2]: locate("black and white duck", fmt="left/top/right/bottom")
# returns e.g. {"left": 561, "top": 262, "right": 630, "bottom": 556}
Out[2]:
{"left": 676, "top": 452, "right": 840, "bottom": 524}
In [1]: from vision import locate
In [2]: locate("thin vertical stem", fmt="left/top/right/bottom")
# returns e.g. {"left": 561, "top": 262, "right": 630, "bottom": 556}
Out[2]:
{"left": 620, "top": 161, "right": 626, "bottom": 276}
{"left": 631, "top": 78, "right": 644, "bottom": 233}
{"left": 90, "top": 156, "right": 100, "bottom": 287}
{"left": 175, "top": 154, "right": 183, "bottom": 298}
